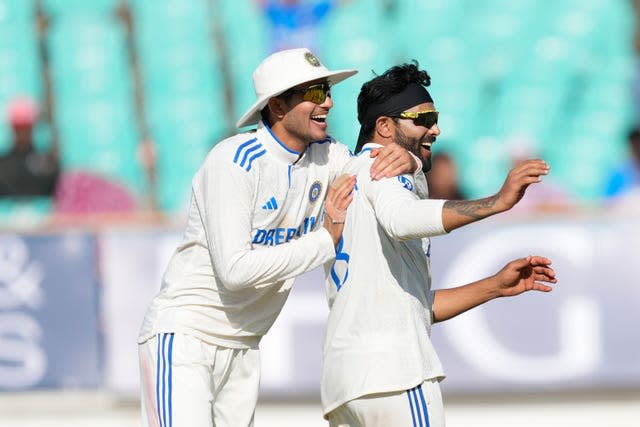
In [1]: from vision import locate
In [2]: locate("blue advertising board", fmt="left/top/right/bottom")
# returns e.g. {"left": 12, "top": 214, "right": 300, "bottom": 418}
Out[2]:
{"left": 0, "top": 232, "right": 101, "bottom": 390}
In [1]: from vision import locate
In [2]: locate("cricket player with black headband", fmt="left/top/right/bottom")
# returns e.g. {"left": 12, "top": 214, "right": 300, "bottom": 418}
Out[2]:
{"left": 322, "top": 62, "right": 558, "bottom": 427}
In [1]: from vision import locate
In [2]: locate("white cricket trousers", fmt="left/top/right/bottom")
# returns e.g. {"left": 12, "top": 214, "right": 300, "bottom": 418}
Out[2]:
{"left": 327, "top": 379, "right": 445, "bottom": 427}
{"left": 139, "top": 332, "right": 260, "bottom": 427}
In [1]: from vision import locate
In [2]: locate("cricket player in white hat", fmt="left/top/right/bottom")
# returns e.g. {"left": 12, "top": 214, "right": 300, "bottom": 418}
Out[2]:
{"left": 137, "top": 48, "right": 420, "bottom": 427}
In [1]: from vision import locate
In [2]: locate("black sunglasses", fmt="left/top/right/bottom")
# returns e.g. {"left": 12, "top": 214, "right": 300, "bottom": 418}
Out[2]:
{"left": 394, "top": 110, "right": 439, "bottom": 128}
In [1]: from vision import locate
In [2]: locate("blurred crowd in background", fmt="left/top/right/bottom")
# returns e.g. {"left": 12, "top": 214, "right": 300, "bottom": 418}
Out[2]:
{"left": 1, "top": 0, "right": 640, "bottom": 229}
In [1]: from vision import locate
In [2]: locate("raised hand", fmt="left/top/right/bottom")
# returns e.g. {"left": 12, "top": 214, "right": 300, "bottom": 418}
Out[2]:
{"left": 494, "top": 256, "right": 557, "bottom": 297}
{"left": 432, "top": 255, "right": 558, "bottom": 323}
{"left": 495, "top": 159, "right": 550, "bottom": 212}
{"left": 323, "top": 174, "right": 356, "bottom": 247}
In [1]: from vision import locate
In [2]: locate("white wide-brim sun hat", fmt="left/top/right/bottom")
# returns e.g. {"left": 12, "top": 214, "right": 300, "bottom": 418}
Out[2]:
{"left": 236, "top": 48, "right": 357, "bottom": 128}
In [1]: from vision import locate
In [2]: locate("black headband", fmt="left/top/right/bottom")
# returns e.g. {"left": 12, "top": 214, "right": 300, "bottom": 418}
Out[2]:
{"left": 359, "top": 83, "right": 433, "bottom": 127}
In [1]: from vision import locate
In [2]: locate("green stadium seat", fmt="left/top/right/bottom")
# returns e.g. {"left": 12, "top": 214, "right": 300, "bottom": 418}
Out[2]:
{"left": 46, "top": 16, "right": 143, "bottom": 194}
{"left": 156, "top": 168, "right": 193, "bottom": 212}
{"left": 49, "top": 22, "right": 129, "bottom": 107}
{"left": 131, "top": 0, "right": 209, "bottom": 23}
{"left": 458, "top": 136, "right": 511, "bottom": 198}
{"left": 147, "top": 106, "right": 223, "bottom": 156}
{"left": 0, "top": 0, "right": 36, "bottom": 25}
{"left": 394, "top": 0, "right": 467, "bottom": 39}
{"left": 0, "top": 197, "right": 52, "bottom": 227}
{"left": 214, "top": 0, "right": 269, "bottom": 123}
{"left": 0, "top": 62, "right": 41, "bottom": 98}
{"left": 314, "top": 1, "right": 402, "bottom": 146}
{"left": 550, "top": 141, "right": 607, "bottom": 200}
{"left": 0, "top": 22, "right": 42, "bottom": 96}
{"left": 131, "top": 0, "right": 229, "bottom": 209}
{"left": 42, "top": 0, "right": 118, "bottom": 18}
{"left": 153, "top": 128, "right": 212, "bottom": 212}
{"left": 3, "top": 0, "right": 632, "bottom": 213}
{"left": 144, "top": 90, "right": 225, "bottom": 211}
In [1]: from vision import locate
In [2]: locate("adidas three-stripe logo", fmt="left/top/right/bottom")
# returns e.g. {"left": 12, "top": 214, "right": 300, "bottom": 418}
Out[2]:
{"left": 262, "top": 197, "right": 278, "bottom": 210}
{"left": 233, "top": 138, "right": 266, "bottom": 172}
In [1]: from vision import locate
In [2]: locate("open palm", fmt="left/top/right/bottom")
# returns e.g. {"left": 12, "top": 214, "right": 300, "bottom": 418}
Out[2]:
{"left": 496, "top": 256, "right": 557, "bottom": 297}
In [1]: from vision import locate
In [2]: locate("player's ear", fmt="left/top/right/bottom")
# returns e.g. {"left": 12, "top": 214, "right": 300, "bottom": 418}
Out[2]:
{"left": 375, "top": 116, "right": 394, "bottom": 140}
{"left": 267, "top": 97, "right": 287, "bottom": 120}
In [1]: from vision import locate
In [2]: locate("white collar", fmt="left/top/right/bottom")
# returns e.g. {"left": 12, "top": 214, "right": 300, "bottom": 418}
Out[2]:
{"left": 256, "top": 120, "right": 302, "bottom": 164}
{"left": 358, "top": 142, "right": 384, "bottom": 155}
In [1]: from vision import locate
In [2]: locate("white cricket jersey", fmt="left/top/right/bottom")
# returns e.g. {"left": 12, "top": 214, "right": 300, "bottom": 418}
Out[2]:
{"left": 321, "top": 143, "right": 448, "bottom": 416}
{"left": 138, "top": 121, "right": 352, "bottom": 349}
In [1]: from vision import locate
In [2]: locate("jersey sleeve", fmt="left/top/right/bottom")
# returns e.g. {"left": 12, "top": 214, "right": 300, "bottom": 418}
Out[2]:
{"left": 359, "top": 166, "right": 447, "bottom": 240}
{"left": 193, "top": 151, "right": 336, "bottom": 291}
{"left": 326, "top": 138, "right": 354, "bottom": 181}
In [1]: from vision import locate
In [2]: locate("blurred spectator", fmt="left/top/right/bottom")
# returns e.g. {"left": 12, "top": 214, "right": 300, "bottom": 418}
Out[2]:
{"left": 427, "top": 151, "right": 465, "bottom": 200}
{"left": 258, "top": 0, "right": 338, "bottom": 52}
{"left": 604, "top": 127, "right": 640, "bottom": 198}
{"left": 0, "top": 97, "right": 59, "bottom": 197}
{"left": 53, "top": 171, "right": 138, "bottom": 215}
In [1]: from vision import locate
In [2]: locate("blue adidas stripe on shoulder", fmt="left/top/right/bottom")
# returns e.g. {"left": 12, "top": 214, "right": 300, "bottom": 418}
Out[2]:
{"left": 233, "top": 138, "right": 265, "bottom": 171}
{"left": 233, "top": 138, "right": 258, "bottom": 163}
{"left": 245, "top": 149, "right": 266, "bottom": 171}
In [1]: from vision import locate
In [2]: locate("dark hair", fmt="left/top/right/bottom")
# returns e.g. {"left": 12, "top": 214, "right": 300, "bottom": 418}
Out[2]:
{"left": 260, "top": 107, "right": 271, "bottom": 125}
{"left": 356, "top": 61, "right": 432, "bottom": 152}
{"left": 259, "top": 92, "right": 296, "bottom": 126}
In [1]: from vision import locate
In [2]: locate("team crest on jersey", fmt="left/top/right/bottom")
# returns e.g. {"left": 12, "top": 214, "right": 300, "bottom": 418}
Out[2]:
{"left": 398, "top": 176, "right": 414, "bottom": 192}
{"left": 309, "top": 181, "right": 322, "bottom": 203}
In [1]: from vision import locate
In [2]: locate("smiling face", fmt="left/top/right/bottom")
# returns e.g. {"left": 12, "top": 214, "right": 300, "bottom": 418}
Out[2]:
{"left": 269, "top": 78, "right": 333, "bottom": 153}
{"left": 392, "top": 102, "right": 441, "bottom": 172}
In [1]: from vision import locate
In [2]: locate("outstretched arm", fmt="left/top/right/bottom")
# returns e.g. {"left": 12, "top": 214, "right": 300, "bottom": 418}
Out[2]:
{"left": 364, "top": 158, "right": 550, "bottom": 241}
{"left": 441, "top": 159, "right": 549, "bottom": 232}
{"left": 432, "top": 256, "right": 557, "bottom": 323}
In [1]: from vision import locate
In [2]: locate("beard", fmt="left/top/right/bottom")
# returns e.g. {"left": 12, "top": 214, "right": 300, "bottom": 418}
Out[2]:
{"left": 394, "top": 127, "right": 432, "bottom": 172}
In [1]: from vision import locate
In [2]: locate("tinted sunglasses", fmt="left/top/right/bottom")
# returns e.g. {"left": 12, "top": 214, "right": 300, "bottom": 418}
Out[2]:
{"left": 395, "top": 110, "right": 439, "bottom": 128}
{"left": 286, "top": 83, "right": 331, "bottom": 104}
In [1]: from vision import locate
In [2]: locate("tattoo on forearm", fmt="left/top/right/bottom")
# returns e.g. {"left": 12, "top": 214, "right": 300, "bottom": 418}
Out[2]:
{"left": 444, "top": 196, "right": 497, "bottom": 219}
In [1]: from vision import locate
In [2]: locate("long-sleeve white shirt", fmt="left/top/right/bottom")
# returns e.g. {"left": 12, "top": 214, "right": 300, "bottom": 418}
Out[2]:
{"left": 322, "top": 143, "right": 448, "bottom": 415}
{"left": 138, "top": 121, "right": 352, "bottom": 349}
